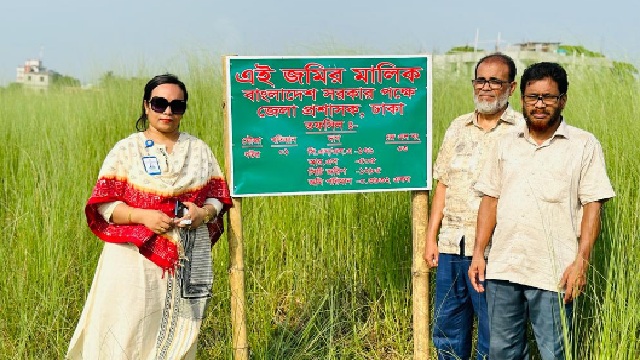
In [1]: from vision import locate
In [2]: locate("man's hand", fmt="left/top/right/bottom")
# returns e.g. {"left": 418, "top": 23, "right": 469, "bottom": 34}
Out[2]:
{"left": 468, "top": 255, "right": 487, "bottom": 293}
{"left": 469, "top": 195, "right": 496, "bottom": 293}
{"left": 424, "top": 240, "right": 439, "bottom": 268}
{"left": 559, "top": 258, "right": 588, "bottom": 303}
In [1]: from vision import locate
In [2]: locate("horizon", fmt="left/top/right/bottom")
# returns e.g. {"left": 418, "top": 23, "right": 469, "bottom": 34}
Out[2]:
{"left": 2, "top": 0, "right": 639, "bottom": 86}
{"left": 6, "top": 41, "right": 638, "bottom": 88}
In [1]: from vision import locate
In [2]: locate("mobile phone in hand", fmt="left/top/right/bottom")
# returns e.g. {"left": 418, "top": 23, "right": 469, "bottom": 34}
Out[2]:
{"left": 174, "top": 200, "right": 192, "bottom": 225}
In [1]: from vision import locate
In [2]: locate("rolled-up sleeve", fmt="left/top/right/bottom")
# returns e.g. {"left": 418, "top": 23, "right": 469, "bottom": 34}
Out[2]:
{"left": 578, "top": 137, "right": 615, "bottom": 204}
{"left": 433, "top": 126, "right": 457, "bottom": 186}
{"left": 474, "top": 139, "right": 502, "bottom": 198}
{"left": 97, "top": 201, "right": 124, "bottom": 222}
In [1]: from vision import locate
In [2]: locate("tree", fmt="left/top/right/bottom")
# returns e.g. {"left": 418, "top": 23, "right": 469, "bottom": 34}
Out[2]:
{"left": 51, "top": 72, "right": 81, "bottom": 88}
{"left": 611, "top": 61, "right": 639, "bottom": 79}
{"left": 558, "top": 45, "right": 605, "bottom": 58}
{"left": 446, "top": 45, "right": 483, "bottom": 54}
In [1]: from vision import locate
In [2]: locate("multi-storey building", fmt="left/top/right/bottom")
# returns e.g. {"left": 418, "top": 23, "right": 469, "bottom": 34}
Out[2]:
{"left": 433, "top": 42, "right": 614, "bottom": 77}
{"left": 16, "top": 59, "right": 53, "bottom": 90}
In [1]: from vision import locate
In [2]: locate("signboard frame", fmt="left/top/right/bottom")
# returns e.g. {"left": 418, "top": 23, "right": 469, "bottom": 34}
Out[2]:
{"left": 224, "top": 55, "right": 433, "bottom": 197}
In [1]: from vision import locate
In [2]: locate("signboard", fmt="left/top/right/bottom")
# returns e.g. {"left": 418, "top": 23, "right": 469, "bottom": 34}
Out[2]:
{"left": 225, "top": 55, "right": 432, "bottom": 197}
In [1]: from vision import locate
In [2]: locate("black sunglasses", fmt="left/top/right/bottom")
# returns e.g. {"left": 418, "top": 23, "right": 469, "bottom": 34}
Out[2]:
{"left": 149, "top": 96, "right": 187, "bottom": 115}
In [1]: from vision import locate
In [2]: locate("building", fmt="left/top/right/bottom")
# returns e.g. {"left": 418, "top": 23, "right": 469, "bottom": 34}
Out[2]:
{"left": 16, "top": 59, "right": 54, "bottom": 91}
{"left": 505, "top": 41, "right": 562, "bottom": 53}
{"left": 433, "top": 41, "right": 613, "bottom": 77}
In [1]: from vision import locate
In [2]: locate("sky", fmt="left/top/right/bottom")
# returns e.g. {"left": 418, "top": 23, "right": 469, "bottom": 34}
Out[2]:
{"left": 2, "top": 0, "right": 639, "bottom": 86}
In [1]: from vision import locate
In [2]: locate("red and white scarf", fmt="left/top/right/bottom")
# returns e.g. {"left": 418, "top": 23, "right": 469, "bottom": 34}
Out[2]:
{"left": 85, "top": 132, "right": 232, "bottom": 272}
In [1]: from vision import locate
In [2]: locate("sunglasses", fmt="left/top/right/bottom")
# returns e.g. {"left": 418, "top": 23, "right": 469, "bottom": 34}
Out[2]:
{"left": 148, "top": 96, "right": 187, "bottom": 115}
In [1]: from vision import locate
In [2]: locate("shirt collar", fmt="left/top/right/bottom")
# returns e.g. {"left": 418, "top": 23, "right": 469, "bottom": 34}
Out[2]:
{"left": 554, "top": 118, "right": 569, "bottom": 138}
{"left": 519, "top": 116, "right": 568, "bottom": 141}
{"left": 468, "top": 105, "right": 519, "bottom": 126}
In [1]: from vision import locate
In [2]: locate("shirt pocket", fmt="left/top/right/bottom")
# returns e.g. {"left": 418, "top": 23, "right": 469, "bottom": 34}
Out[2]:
{"left": 535, "top": 170, "right": 569, "bottom": 203}
{"left": 500, "top": 152, "right": 526, "bottom": 185}
{"left": 449, "top": 142, "right": 475, "bottom": 180}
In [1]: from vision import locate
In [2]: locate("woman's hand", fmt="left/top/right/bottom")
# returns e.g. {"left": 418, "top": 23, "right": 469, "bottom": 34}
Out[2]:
{"left": 176, "top": 202, "right": 208, "bottom": 229}
{"left": 140, "top": 209, "right": 176, "bottom": 234}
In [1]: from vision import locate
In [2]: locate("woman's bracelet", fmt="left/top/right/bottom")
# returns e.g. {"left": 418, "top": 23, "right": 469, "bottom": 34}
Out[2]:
{"left": 128, "top": 209, "right": 133, "bottom": 224}
{"left": 202, "top": 206, "right": 213, "bottom": 223}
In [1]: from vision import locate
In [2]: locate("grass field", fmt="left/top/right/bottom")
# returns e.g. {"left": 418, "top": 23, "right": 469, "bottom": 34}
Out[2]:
{"left": 0, "top": 59, "right": 638, "bottom": 359}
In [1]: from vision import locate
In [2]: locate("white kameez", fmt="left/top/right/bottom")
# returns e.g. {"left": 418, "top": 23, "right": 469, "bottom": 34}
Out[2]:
{"left": 67, "top": 132, "right": 225, "bottom": 359}
{"left": 67, "top": 235, "right": 211, "bottom": 359}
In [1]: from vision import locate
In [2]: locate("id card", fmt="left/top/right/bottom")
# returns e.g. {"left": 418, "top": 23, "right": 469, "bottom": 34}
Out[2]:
{"left": 142, "top": 156, "right": 161, "bottom": 175}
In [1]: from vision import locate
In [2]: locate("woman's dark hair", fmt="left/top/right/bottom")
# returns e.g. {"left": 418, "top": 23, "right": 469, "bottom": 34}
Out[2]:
{"left": 136, "top": 73, "right": 189, "bottom": 132}
{"left": 519, "top": 62, "right": 568, "bottom": 95}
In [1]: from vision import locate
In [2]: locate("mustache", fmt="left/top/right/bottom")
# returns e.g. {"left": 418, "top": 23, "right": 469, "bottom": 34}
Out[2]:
{"left": 529, "top": 109, "right": 549, "bottom": 115}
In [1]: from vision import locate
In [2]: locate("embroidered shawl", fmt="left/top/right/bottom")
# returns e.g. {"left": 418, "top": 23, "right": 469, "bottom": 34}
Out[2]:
{"left": 85, "top": 132, "right": 232, "bottom": 272}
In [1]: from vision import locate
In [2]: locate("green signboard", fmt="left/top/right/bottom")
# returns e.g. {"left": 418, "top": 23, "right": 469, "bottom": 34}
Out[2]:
{"left": 225, "top": 55, "right": 432, "bottom": 197}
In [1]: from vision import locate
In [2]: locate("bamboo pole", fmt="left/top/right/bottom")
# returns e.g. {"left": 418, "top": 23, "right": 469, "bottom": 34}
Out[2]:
{"left": 222, "top": 56, "right": 249, "bottom": 360}
{"left": 227, "top": 198, "right": 248, "bottom": 359}
{"left": 412, "top": 190, "right": 430, "bottom": 359}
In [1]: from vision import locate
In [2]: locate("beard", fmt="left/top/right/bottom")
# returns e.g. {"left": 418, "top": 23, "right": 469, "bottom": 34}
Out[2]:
{"left": 474, "top": 90, "right": 510, "bottom": 114}
{"left": 524, "top": 106, "right": 563, "bottom": 133}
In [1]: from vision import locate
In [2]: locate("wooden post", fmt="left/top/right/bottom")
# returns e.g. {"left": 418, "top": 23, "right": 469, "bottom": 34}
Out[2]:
{"left": 412, "top": 190, "right": 430, "bottom": 359}
{"left": 227, "top": 198, "right": 248, "bottom": 359}
{"left": 222, "top": 56, "right": 249, "bottom": 360}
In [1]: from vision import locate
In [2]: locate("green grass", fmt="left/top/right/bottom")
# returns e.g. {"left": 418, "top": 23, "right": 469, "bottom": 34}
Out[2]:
{"left": 1, "top": 59, "right": 638, "bottom": 359}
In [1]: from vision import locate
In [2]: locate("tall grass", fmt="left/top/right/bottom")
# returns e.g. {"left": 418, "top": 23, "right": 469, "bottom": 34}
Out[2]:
{"left": 0, "top": 60, "right": 638, "bottom": 359}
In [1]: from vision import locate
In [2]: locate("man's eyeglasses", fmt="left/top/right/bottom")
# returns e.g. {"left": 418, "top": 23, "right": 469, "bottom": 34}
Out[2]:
{"left": 522, "top": 93, "right": 565, "bottom": 105}
{"left": 149, "top": 96, "right": 187, "bottom": 115}
{"left": 472, "top": 79, "right": 511, "bottom": 90}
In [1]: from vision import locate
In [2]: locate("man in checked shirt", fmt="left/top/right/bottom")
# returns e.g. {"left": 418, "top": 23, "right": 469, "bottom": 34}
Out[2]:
{"left": 424, "top": 53, "right": 524, "bottom": 360}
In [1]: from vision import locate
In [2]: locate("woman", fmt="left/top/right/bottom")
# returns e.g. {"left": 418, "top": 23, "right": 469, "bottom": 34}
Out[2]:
{"left": 67, "top": 74, "right": 232, "bottom": 359}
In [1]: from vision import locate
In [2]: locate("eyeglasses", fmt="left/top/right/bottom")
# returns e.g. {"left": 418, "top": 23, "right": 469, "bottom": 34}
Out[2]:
{"left": 472, "top": 79, "right": 511, "bottom": 89}
{"left": 149, "top": 96, "right": 187, "bottom": 115}
{"left": 522, "top": 93, "right": 565, "bottom": 105}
